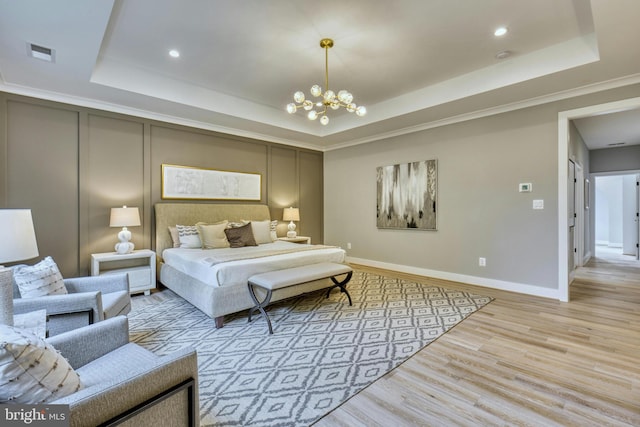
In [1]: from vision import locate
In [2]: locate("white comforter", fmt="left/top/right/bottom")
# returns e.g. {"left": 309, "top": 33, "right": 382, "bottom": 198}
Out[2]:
{"left": 162, "top": 241, "right": 346, "bottom": 288}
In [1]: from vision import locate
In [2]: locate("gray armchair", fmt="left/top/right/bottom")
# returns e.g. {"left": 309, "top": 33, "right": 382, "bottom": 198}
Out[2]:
{"left": 13, "top": 273, "right": 131, "bottom": 336}
{"left": 46, "top": 316, "right": 199, "bottom": 427}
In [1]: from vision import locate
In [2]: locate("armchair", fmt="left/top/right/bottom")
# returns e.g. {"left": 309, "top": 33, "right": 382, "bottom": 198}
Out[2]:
{"left": 13, "top": 273, "right": 131, "bottom": 336}
{"left": 46, "top": 316, "right": 199, "bottom": 427}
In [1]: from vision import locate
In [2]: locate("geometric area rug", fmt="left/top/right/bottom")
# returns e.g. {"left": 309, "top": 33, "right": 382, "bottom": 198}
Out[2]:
{"left": 128, "top": 270, "right": 492, "bottom": 427}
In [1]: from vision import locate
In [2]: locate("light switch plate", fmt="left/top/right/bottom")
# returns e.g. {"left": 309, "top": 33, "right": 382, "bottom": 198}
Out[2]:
{"left": 533, "top": 199, "right": 544, "bottom": 209}
{"left": 519, "top": 183, "right": 532, "bottom": 192}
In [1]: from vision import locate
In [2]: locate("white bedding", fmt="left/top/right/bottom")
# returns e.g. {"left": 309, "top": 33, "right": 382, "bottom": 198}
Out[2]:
{"left": 162, "top": 241, "right": 346, "bottom": 288}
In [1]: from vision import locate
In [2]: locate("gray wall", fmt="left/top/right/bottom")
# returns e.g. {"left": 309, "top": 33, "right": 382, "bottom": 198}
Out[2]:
{"left": 590, "top": 145, "right": 640, "bottom": 173}
{"left": 324, "top": 84, "right": 640, "bottom": 293}
{"left": 0, "top": 93, "right": 323, "bottom": 277}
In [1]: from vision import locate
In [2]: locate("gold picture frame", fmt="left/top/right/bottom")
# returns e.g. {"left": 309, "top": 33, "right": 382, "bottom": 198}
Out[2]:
{"left": 161, "top": 164, "right": 261, "bottom": 201}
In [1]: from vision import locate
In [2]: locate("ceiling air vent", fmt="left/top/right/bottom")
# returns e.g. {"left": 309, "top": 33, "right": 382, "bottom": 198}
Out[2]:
{"left": 607, "top": 142, "right": 626, "bottom": 147}
{"left": 27, "top": 42, "right": 55, "bottom": 62}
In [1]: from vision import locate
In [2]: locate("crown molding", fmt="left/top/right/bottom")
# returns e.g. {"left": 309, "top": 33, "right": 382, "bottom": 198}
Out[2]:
{"left": 324, "top": 73, "right": 640, "bottom": 152}
{"left": 3, "top": 72, "right": 640, "bottom": 154}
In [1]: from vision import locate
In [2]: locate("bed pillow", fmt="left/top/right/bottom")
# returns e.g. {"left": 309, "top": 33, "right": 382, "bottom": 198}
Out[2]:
{"left": 175, "top": 225, "right": 202, "bottom": 248}
{"left": 168, "top": 226, "right": 180, "bottom": 248}
{"left": 0, "top": 324, "right": 82, "bottom": 404}
{"left": 196, "top": 221, "right": 230, "bottom": 249}
{"left": 224, "top": 222, "right": 257, "bottom": 248}
{"left": 270, "top": 220, "right": 278, "bottom": 241}
{"left": 243, "top": 219, "right": 273, "bottom": 244}
{"left": 12, "top": 256, "right": 67, "bottom": 298}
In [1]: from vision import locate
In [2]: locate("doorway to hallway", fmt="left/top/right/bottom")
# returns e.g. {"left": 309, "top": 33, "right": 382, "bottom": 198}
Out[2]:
{"left": 594, "top": 174, "right": 640, "bottom": 262}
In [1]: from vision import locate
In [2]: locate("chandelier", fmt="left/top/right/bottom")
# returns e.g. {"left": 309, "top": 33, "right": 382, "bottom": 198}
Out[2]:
{"left": 286, "top": 38, "right": 366, "bottom": 125}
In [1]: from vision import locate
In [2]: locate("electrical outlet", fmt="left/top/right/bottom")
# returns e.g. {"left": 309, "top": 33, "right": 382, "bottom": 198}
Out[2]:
{"left": 479, "top": 257, "right": 486, "bottom": 267}
{"left": 347, "top": 242, "right": 352, "bottom": 249}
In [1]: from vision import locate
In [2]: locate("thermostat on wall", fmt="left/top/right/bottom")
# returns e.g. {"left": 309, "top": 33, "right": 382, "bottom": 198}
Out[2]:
{"left": 519, "top": 183, "right": 532, "bottom": 192}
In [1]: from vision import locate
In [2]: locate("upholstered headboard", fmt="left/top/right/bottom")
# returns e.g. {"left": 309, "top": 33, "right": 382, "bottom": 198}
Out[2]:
{"left": 154, "top": 203, "right": 271, "bottom": 259}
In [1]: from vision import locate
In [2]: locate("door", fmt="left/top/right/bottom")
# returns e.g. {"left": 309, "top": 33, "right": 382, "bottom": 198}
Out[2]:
{"left": 568, "top": 160, "right": 576, "bottom": 274}
{"left": 637, "top": 174, "right": 640, "bottom": 260}
{"left": 575, "top": 164, "right": 584, "bottom": 268}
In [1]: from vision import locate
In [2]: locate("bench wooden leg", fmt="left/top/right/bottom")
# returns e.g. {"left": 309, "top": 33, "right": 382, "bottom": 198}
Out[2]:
{"left": 326, "top": 271, "right": 353, "bottom": 305}
{"left": 247, "top": 282, "right": 275, "bottom": 334}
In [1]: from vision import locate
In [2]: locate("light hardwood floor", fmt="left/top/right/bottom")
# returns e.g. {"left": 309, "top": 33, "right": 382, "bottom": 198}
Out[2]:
{"left": 314, "top": 255, "right": 640, "bottom": 426}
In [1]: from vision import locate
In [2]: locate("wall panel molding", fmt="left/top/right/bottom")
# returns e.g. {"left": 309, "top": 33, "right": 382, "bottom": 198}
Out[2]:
{"left": 0, "top": 91, "right": 323, "bottom": 276}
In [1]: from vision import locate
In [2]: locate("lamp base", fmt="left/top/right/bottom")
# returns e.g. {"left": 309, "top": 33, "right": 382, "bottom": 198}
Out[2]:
{"left": 287, "top": 221, "right": 297, "bottom": 238}
{"left": 115, "top": 242, "right": 135, "bottom": 254}
{"left": 115, "top": 227, "right": 135, "bottom": 254}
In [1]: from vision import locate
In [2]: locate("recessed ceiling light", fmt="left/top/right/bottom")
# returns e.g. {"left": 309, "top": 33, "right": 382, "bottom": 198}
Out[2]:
{"left": 494, "top": 27, "right": 508, "bottom": 37}
{"left": 169, "top": 49, "right": 180, "bottom": 58}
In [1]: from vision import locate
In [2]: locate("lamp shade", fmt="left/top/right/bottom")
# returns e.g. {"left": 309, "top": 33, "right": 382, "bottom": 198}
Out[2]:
{"left": 0, "top": 209, "right": 39, "bottom": 264}
{"left": 283, "top": 207, "right": 300, "bottom": 222}
{"left": 0, "top": 209, "right": 39, "bottom": 326}
{"left": 110, "top": 206, "right": 141, "bottom": 227}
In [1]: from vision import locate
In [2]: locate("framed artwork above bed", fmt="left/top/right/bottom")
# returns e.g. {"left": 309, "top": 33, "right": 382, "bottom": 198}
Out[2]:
{"left": 161, "top": 164, "right": 261, "bottom": 201}
{"left": 376, "top": 159, "right": 437, "bottom": 230}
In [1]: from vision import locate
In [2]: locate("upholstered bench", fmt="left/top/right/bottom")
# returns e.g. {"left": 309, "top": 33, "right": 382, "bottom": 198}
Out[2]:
{"left": 247, "top": 262, "right": 353, "bottom": 334}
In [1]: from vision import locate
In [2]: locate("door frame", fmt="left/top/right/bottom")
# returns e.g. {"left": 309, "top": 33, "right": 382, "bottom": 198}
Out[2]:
{"left": 558, "top": 96, "right": 640, "bottom": 302}
{"left": 575, "top": 162, "right": 585, "bottom": 269}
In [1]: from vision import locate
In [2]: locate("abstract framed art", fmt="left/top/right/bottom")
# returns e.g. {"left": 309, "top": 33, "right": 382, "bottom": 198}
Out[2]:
{"left": 376, "top": 159, "right": 437, "bottom": 230}
{"left": 161, "top": 164, "right": 261, "bottom": 201}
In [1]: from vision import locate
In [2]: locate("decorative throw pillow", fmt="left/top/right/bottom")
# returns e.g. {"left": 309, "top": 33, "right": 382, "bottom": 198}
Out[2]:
{"left": 176, "top": 225, "right": 202, "bottom": 248}
{"left": 196, "top": 221, "right": 230, "bottom": 249}
{"left": 168, "top": 226, "right": 180, "bottom": 248}
{"left": 0, "top": 324, "right": 82, "bottom": 404}
{"left": 243, "top": 220, "right": 272, "bottom": 244}
{"left": 270, "top": 220, "right": 278, "bottom": 241}
{"left": 224, "top": 223, "right": 257, "bottom": 248}
{"left": 13, "top": 256, "right": 67, "bottom": 298}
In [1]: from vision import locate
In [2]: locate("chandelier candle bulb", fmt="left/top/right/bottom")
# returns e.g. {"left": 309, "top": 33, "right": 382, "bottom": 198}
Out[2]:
{"left": 286, "top": 38, "right": 366, "bottom": 125}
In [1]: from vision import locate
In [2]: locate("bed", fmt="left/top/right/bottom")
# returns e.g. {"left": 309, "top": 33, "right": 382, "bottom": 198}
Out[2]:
{"left": 154, "top": 203, "right": 346, "bottom": 327}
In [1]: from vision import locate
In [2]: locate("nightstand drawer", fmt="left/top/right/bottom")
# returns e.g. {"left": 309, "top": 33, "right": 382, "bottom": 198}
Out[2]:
{"left": 101, "top": 266, "right": 152, "bottom": 293}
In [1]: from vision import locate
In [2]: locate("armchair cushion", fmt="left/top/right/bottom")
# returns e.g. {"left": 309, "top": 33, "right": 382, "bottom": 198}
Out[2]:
{"left": 76, "top": 343, "right": 157, "bottom": 386}
{"left": 12, "top": 256, "right": 67, "bottom": 298}
{"left": 101, "top": 290, "right": 131, "bottom": 319}
{"left": 0, "top": 324, "right": 82, "bottom": 404}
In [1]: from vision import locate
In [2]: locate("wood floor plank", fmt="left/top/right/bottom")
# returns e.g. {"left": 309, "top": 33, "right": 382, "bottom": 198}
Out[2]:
{"left": 315, "top": 249, "right": 640, "bottom": 426}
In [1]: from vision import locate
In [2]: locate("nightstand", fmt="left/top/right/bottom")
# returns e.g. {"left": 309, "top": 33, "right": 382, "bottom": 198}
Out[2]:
{"left": 91, "top": 249, "right": 156, "bottom": 296}
{"left": 278, "top": 236, "right": 311, "bottom": 244}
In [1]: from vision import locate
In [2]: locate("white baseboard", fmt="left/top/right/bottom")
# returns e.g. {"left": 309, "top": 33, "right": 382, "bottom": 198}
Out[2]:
{"left": 583, "top": 251, "right": 592, "bottom": 265}
{"left": 346, "top": 257, "right": 560, "bottom": 300}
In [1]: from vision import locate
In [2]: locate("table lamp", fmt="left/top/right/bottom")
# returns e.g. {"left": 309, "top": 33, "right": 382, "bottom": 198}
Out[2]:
{"left": 0, "top": 209, "right": 39, "bottom": 325}
{"left": 283, "top": 207, "right": 300, "bottom": 238}
{"left": 110, "top": 206, "right": 141, "bottom": 254}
